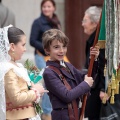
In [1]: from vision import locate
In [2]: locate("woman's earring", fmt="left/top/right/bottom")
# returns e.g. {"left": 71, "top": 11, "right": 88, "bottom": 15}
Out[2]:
{"left": 11, "top": 50, "right": 15, "bottom": 62}
{"left": 12, "top": 51, "right": 15, "bottom": 55}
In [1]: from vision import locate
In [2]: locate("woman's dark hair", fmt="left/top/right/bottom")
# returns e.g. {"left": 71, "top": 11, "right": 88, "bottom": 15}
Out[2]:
{"left": 8, "top": 27, "right": 25, "bottom": 44}
{"left": 41, "top": 0, "right": 56, "bottom": 9}
{"left": 47, "top": 13, "right": 61, "bottom": 29}
{"left": 41, "top": 0, "right": 61, "bottom": 29}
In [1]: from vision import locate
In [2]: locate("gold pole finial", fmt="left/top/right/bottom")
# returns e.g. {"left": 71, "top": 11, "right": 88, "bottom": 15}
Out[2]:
{"left": 111, "top": 73, "right": 116, "bottom": 90}
{"left": 107, "top": 82, "right": 111, "bottom": 96}
{"left": 110, "top": 89, "right": 115, "bottom": 104}
{"left": 115, "top": 71, "right": 119, "bottom": 94}
{"left": 104, "top": 64, "right": 106, "bottom": 76}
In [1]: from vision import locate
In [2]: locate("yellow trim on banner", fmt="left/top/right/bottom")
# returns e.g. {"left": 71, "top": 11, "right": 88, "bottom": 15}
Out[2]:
{"left": 98, "top": 40, "right": 105, "bottom": 49}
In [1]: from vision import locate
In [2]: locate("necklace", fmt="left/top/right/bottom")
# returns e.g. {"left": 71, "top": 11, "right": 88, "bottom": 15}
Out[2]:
{"left": 10, "top": 60, "right": 19, "bottom": 67}
{"left": 11, "top": 57, "right": 15, "bottom": 62}
{"left": 11, "top": 59, "right": 15, "bottom": 62}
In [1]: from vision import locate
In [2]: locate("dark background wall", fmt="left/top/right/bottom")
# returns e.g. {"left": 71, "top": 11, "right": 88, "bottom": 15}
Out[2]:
{"left": 65, "top": 0, "right": 103, "bottom": 69}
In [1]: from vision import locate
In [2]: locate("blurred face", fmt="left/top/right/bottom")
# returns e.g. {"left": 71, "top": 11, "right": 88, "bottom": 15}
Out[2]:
{"left": 82, "top": 14, "right": 97, "bottom": 35}
{"left": 46, "top": 40, "right": 67, "bottom": 61}
{"left": 10, "top": 35, "right": 26, "bottom": 61}
{"left": 42, "top": 1, "right": 55, "bottom": 18}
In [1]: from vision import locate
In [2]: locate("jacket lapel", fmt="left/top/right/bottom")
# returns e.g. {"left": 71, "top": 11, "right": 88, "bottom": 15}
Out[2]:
{"left": 46, "top": 61, "right": 75, "bottom": 81}
{"left": 60, "top": 67, "right": 75, "bottom": 81}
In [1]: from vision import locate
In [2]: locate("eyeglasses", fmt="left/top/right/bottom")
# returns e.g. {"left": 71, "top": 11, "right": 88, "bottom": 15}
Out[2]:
{"left": 82, "top": 19, "right": 88, "bottom": 23}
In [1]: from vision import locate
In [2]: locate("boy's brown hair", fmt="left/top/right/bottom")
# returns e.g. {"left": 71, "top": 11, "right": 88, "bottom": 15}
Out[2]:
{"left": 42, "top": 29, "right": 69, "bottom": 51}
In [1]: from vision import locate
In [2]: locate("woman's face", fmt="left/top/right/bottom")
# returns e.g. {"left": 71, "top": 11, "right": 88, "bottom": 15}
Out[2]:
{"left": 42, "top": 1, "right": 55, "bottom": 18}
{"left": 82, "top": 14, "right": 97, "bottom": 35}
{"left": 9, "top": 35, "right": 26, "bottom": 61}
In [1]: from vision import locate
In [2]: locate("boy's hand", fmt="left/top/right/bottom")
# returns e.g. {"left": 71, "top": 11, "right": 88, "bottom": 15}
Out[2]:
{"left": 90, "top": 43, "right": 99, "bottom": 60}
{"left": 31, "top": 83, "right": 48, "bottom": 95}
{"left": 84, "top": 75, "right": 94, "bottom": 87}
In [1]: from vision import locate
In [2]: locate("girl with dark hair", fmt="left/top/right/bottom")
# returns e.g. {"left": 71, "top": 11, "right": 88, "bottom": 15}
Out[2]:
{"left": 40, "top": 0, "right": 61, "bottom": 29}
{"left": 30, "top": 0, "right": 62, "bottom": 120}
{"left": 0, "top": 25, "right": 47, "bottom": 120}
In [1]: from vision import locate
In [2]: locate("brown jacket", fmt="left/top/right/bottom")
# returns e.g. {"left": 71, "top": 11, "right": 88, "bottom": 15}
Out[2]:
{"left": 4, "top": 69, "right": 37, "bottom": 120}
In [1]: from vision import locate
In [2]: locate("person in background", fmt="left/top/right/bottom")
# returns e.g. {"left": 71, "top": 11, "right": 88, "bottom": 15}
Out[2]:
{"left": 0, "top": 25, "right": 47, "bottom": 120}
{"left": 0, "top": 0, "right": 15, "bottom": 28}
{"left": 82, "top": 6, "right": 105, "bottom": 120}
{"left": 30, "top": 0, "right": 61, "bottom": 120}
{"left": 42, "top": 29, "right": 99, "bottom": 120}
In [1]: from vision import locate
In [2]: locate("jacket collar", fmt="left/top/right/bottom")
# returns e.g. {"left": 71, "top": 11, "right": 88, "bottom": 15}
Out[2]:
{"left": 40, "top": 13, "right": 49, "bottom": 24}
{"left": 46, "top": 60, "right": 75, "bottom": 81}
{"left": 87, "top": 30, "right": 96, "bottom": 46}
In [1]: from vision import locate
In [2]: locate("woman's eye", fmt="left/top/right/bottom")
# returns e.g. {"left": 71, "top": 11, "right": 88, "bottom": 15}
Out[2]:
{"left": 22, "top": 44, "right": 26, "bottom": 46}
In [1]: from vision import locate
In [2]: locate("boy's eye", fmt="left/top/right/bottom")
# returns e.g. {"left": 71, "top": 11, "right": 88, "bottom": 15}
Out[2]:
{"left": 54, "top": 46, "right": 59, "bottom": 48}
{"left": 63, "top": 45, "right": 66, "bottom": 48}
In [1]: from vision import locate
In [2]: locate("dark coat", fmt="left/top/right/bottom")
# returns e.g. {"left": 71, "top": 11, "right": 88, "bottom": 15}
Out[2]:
{"left": 85, "top": 31, "right": 105, "bottom": 118}
{"left": 43, "top": 61, "right": 97, "bottom": 120}
{"left": 30, "top": 13, "right": 54, "bottom": 56}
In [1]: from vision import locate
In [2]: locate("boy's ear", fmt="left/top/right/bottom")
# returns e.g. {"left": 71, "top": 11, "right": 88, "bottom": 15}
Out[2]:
{"left": 44, "top": 49, "right": 50, "bottom": 55}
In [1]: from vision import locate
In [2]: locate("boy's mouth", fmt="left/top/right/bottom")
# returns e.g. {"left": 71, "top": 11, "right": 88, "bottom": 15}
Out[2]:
{"left": 58, "top": 55, "right": 64, "bottom": 57}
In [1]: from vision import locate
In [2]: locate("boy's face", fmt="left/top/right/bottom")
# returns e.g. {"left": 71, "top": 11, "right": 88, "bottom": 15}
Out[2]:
{"left": 46, "top": 39, "right": 67, "bottom": 61}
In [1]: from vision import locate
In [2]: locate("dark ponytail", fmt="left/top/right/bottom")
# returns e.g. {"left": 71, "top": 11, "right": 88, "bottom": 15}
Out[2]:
{"left": 47, "top": 13, "right": 61, "bottom": 29}
{"left": 8, "top": 27, "right": 25, "bottom": 44}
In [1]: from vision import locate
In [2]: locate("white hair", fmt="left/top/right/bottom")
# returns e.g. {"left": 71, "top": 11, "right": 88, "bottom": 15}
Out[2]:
{"left": 85, "top": 6, "right": 102, "bottom": 23}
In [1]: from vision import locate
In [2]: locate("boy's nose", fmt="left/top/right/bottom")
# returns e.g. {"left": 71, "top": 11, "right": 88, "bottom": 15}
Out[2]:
{"left": 60, "top": 47, "right": 64, "bottom": 52}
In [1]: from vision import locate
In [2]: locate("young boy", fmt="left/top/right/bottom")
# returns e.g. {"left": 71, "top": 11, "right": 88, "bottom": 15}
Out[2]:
{"left": 42, "top": 29, "right": 99, "bottom": 120}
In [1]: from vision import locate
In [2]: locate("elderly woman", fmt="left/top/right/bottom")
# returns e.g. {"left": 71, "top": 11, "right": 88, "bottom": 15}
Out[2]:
{"left": 82, "top": 6, "right": 105, "bottom": 120}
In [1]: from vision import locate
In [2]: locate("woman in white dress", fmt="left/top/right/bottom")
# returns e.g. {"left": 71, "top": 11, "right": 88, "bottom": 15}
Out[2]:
{"left": 0, "top": 25, "right": 47, "bottom": 120}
